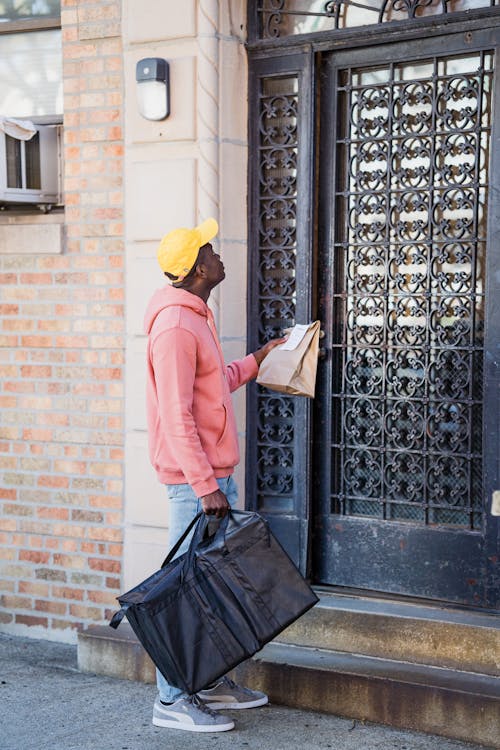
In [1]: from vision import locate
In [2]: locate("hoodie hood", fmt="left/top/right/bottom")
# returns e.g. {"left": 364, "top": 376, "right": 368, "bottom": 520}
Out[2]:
{"left": 144, "top": 284, "right": 208, "bottom": 335}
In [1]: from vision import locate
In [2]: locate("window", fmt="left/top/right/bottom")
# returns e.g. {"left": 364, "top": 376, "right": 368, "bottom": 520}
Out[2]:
{"left": 0, "top": 1, "right": 61, "bottom": 23}
{"left": 0, "top": 1, "right": 62, "bottom": 208}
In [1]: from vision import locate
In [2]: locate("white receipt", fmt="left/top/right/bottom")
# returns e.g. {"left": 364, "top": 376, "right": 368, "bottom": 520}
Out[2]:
{"left": 279, "top": 324, "right": 310, "bottom": 351}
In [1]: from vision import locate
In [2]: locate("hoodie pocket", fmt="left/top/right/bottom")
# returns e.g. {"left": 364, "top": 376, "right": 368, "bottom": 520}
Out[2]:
{"left": 216, "top": 404, "right": 229, "bottom": 448}
{"left": 215, "top": 403, "right": 239, "bottom": 466}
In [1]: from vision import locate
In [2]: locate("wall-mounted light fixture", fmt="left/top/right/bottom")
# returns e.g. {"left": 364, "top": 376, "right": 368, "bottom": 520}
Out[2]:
{"left": 136, "top": 58, "right": 170, "bottom": 121}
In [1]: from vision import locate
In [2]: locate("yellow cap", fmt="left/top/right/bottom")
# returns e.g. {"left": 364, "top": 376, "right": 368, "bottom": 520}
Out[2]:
{"left": 157, "top": 218, "right": 219, "bottom": 280}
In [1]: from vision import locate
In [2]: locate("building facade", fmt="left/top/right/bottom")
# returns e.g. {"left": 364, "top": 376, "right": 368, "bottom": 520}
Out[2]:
{"left": 0, "top": 0, "right": 498, "bottom": 649}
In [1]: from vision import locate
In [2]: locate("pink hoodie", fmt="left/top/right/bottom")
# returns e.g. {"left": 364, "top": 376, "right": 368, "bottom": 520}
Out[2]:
{"left": 144, "top": 284, "right": 258, "bottom": 497}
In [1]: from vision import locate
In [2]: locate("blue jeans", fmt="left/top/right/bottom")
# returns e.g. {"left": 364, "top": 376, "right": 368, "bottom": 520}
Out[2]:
{"left": 156, "top": 475, "right": 239, "bottom": 703}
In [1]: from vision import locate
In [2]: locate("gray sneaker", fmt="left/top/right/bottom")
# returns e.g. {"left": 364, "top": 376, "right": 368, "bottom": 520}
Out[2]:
{"left": 152, "top": 695, "right": 234, "bottom": 732}
{"left": 198, "top": 676, "right": 269, "bottom": 710}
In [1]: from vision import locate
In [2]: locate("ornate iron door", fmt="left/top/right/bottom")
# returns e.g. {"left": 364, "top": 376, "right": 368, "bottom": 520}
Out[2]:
{"left": 246, "top": 52, "right": 315, "bottom": 574}
{"left": 314, "top": 31, "right": 500, "bottom": 607}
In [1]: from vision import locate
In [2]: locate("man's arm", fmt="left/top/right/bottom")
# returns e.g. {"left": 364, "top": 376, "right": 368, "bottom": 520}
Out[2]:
{"left": 252, "top": 338, "right": 287, "bottom": 366}
{"left": 225, "top": 338, "right": 286, "bottom": 392}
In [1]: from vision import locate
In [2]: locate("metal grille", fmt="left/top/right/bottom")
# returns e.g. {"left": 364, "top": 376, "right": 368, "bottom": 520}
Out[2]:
{"left": 257, "top": 0, "right": 500, "bottom": 38}
{"left": 256, "top": 75, "right": 299, "bottom": 509}
{"left": 331, "top": 52, "right": 490, "bottom": 529}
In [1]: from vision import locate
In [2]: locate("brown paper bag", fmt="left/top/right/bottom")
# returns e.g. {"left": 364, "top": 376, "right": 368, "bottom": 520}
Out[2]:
{"left": 256, "top": 321, "right": 321, "bottom": 398}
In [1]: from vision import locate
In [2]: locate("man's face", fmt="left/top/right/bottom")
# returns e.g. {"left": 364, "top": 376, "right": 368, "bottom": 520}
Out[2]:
{"left": 199, "top": 243, "right": 225, "bottom": 287}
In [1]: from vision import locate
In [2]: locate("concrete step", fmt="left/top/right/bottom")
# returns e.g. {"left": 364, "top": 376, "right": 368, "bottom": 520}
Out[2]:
{"left": 278, "top": 591, "right": 500, "bottom": 676}
{"left": 78, "top": 594, "right": 500, "bottom": 747}
{"left": 78, "top": 622, "right": 155, "bottom": 684}
{"left": 233, "top": 642, "right": 500, "bottom": 748}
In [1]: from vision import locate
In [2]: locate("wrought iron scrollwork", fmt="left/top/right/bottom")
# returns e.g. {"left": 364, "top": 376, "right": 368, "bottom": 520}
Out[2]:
{"left": 255, "top": 75, "right": 299, "bottom": 506}
{"left": 257, "top": 0, "right": 499, "bottom": 38}
{"left": 332, "top": 52, "right": 489, "bottom": 528}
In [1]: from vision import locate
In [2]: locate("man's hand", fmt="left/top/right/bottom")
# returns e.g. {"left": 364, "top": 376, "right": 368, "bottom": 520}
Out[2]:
{"left": 252, "top": 337, "right": 287, "bottom": 367}
{"left": 200, "top": 489, "right": 230, "bottom": 518}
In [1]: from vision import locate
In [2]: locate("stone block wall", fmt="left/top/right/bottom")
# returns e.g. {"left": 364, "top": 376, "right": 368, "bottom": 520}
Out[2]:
{"left": 122, "top": 0, "right": 249, "bottom": 592}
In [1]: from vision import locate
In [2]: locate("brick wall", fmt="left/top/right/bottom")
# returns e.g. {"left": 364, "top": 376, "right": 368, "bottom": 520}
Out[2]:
{"left": 0, "top": 0, "right": 125, "bottom": 641}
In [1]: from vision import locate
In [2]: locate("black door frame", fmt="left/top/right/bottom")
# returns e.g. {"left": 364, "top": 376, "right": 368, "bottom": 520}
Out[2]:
{"left": 246, "top": 9, "right": 500, "bottom": 608}
{"left": 313, "top": 28, "right": 500, "bottom": 608}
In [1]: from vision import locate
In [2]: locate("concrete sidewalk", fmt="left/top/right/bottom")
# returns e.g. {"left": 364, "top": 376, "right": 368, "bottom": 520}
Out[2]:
{"left": 0, "top": 633, "right": 489, "bottom": 750}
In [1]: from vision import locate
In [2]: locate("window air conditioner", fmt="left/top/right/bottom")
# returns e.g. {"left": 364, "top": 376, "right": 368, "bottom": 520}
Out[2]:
{"left": 0, "top": 124, "right": 62, "bottom": 206}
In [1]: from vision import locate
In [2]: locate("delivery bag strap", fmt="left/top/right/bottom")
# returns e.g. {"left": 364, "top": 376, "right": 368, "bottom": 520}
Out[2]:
{"left": 109, "top": 512, "right": 204, "bottom": 630}
{"left": 161, "top": 511, "right": 204, "bottom": 568}
{"left": 159, "top": 508, "right": 255, "bottom": 569}
{"left": 164, "top": 507, "right": 252, "bottom": 571}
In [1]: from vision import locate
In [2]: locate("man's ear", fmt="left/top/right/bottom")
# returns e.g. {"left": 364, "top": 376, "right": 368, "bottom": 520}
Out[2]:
{"left": 194, "top": 259, "right": 207, "bottom": 279}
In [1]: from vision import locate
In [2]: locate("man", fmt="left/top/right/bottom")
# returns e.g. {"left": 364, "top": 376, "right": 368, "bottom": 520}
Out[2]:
{"left": 144, "top": 218, "right": 284, "bottom": 733}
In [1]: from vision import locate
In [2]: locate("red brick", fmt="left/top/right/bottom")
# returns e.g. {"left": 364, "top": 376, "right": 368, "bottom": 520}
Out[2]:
{"left": 53, "top": 460, "right": 87, "bottom": 475}
{"left": 19, "top": 273, "right": 53, "bottom": 284}
{"left": 69, "top": 604, "right": 102, "bottom": 620}
{"left": 54, "top": 336, "right": 89, "bottom": 348}
{"left": 54, "top": 272, "right": 88, "bottom": 285}
{"left": 3, "top": 317, "right": 35, "bottom": 333}
{"left": 37, "top": 256, "right": 71, "bottom": 270}
{"left": 89, "top": 557, "right": 120, "bottom": 573}
{"left": 102, "top": 142, "right": 123, "bottom": 156}
{"left": 53, "top": 553, "right": 86, "bottom": 569}
{"left": 38, "top": 476, "right": 70, "bottom": 489}
{"left": 52, "top": 619, "right": 80, "bottom": 631}
{"left": 0, "top": 335, "right": 19, "bottom": 348}
{"left": 5, "top": 381, "right": 34, "bottom": 394}
{"left": 88, "top": 590, "right": 117, "bottom": 605}
{"left": 19, "top": 550, "right": 50, "bottom": 564}
{"left": 37, "top": 320, "right": 71, "bottom": 333}
{"left": 51, "top": 586, "right": 85, "bottom": 600}
{"left": 37, "top": 507, "right": 69, "bottom": 521}
{"left": 91, "top": 368, "right": 122, "bottom": 380}
{"left": 0, "top": 519, "right": 16, "bottom": 531}
{"left": 23, "top": 429, "right": 53, "bottom": 441}
{"left": 0, "top": 487, "right": 17, "bottom": 500}
{"left": 15, "top": 614, "right": 48, "bottom": 628}
{"left": 21, "top": 336, "right": 53, "bottom": 348}
{"left": 0, "top": 304, "right": 19, "bottom": 314}
{"left": 35, "top": 599, "right": 67, "bottom": 615}
{"left": 72, "top": 509, "right": 103, "bottom": 523}
{"left": 0, "top": 396, "right": 16, "bottom": 409}
{"left": 88, "top": 527, "right": 121, "bottom": 542}
{"left": 55, "top": 526, "right": 85, "bottom": 540}
{"left": 2, "top": 594, "right": 32, "bottom": 609}
{"left": 37, "top": 413, "right": 69, "bottom": 427}
{"left": 18, "top": 581, "right": 50, "bottom": 597}
{"left": 4, "top": 504, "right": 33, "bottom": 517}
{"left": 107, "top": 126, "right": 122, "bottom": 140}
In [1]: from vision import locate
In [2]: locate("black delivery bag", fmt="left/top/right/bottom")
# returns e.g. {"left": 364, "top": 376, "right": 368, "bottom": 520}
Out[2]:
{"left": 109, "top": 509, "right": 318, "bottom": 694}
